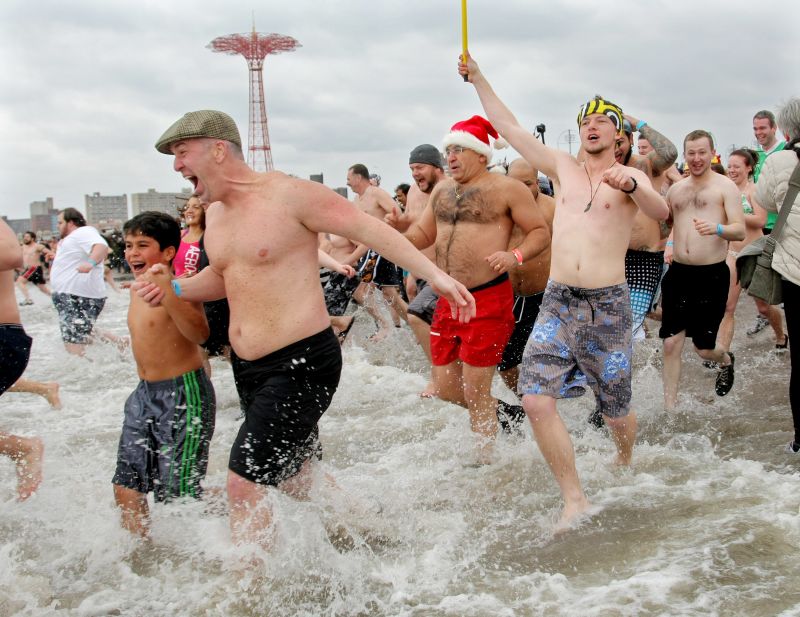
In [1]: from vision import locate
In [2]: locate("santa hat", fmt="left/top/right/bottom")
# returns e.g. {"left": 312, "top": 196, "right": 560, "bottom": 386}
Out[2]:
{"left": 442, "top": 115, "right": 507, "bottom": 159}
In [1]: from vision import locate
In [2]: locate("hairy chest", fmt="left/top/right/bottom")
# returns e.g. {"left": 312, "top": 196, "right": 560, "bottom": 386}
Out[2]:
{"left": 433, "top": 186, "right": 505, "bottom": 227}
{"left": 670, "top": 185, "right": 722, "bottom": 215}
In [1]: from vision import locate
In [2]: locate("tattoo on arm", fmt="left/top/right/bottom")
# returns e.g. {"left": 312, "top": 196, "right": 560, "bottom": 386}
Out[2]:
{"left": 659, "top": 218, "right": 673, "bottom": 240}
{"left": 640, "top": 125, "right": 678, "bottom": 175}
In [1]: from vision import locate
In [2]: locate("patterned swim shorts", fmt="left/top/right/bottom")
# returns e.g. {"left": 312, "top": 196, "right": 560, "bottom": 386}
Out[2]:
{"left": 518, "top": 280, "right": 633, "bottom": 418}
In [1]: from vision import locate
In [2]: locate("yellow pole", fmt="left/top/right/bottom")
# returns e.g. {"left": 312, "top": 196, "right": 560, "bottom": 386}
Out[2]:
{"left": 461, "top": 0, "right": 468, "bottom": 63}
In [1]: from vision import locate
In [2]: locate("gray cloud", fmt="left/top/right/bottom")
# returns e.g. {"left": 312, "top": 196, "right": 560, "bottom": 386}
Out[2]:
{"left": 1, "top": 0, "right": 797, "bottom": 218}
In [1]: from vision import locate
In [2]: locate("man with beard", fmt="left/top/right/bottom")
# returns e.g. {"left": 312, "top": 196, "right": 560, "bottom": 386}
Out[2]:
{"left": 387, "top": 144, "right": 446, "bottom": 370}
{"left": 613, "top": 115, "right": 678, "bottom": 341}
{"left": 660, "top": 130, "right": 745, "bottom": 410}
{"left": 461, "top": 55, "right": 669, "bottom": 527}
{"left": 49, "top": 208, "right": 109, "bottom": 356}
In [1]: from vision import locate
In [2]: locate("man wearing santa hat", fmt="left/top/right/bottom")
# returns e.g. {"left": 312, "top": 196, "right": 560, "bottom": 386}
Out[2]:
{"left": 401, "top": 115, "right": 551, "bottom": 464}
{"left": 460, "top": 54, "right": 669, "bottom": 529}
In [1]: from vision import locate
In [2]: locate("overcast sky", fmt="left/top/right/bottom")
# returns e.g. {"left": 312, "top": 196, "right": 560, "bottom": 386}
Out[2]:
{"left": 1, "top": 0, "right": 797, "bottom": 220}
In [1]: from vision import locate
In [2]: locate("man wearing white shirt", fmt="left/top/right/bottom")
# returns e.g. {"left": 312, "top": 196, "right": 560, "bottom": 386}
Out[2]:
{"left": 50, "top": 208, "right": 109, "bottom": 356}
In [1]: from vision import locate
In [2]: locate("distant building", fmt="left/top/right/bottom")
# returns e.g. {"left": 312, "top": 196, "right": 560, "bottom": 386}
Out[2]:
{"left": 31, "top": 212, "right": 58, "bottom": 236}
{"left": 131, "top": 188, "right": 192, "bottom": 218}
{"left": 2, "top": 216, "right": 31, "bottom": 236}
{"left": 310, "top": 173, "right": 324, "bottom": 184}
{"left": 29, "top": 197, "right": 54, "bottom": 217}
{"left": 85, "top": 192, "right": 128, "bottom": 230}
{"left": 334, "top": 187, "right": 348, "bottom": 199}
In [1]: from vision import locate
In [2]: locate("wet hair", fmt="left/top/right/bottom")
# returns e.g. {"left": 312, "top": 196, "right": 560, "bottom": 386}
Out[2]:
{"left": 753, "top": 110, "right": 777, "bottom": 128}
{"left": 395, "top": 183, "right": 410, "bottom": 196}
{"left": 711, "top": 162, "right": 727, "bottom": 176}
{"left": 60, "top": 207, "right": 86, "bottom": 227}
{"left": 24, "top": 231, "right": 36, "bottom": 240}
{"left": 729, "top": 148, "right": 759, "bottom": 177}
{"left": 123, "top": 211, "right": 181, "bottom": 254}
{"left": 349, "top": 164, "right": 370, "bottom": 180}
{"left": 683, "top": 129, "right": 714, "bottom": 151}
{"left": 777, "top": 97, "right": 800, "bottom": 143}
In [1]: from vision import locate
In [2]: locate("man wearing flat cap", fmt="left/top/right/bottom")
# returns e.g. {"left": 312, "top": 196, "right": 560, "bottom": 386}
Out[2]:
{"left": 138, "top": 109, "right": 476, "bottom": 548}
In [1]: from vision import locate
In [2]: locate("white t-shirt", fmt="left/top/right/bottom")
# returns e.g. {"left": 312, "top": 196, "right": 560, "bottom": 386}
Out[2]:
{"left": 50, "top": 226, "right": 109, "bottom": 299}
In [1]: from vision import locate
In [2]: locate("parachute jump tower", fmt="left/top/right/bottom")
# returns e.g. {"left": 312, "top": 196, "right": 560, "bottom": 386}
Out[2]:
{"left": 208, "top": 25, "right": 301, "bottom": 172}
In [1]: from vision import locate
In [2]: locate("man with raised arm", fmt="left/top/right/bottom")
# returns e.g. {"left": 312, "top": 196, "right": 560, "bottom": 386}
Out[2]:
{"left": 140, "top": 110, "right": 475, "bottom": 548}
{"left": 460, "top": 54, "right": 669, "bottom": 527}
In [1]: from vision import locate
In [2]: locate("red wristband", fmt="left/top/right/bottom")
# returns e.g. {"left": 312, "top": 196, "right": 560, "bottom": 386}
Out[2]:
{"left": 511, "top": 248, "right": 523, "bottom": 265}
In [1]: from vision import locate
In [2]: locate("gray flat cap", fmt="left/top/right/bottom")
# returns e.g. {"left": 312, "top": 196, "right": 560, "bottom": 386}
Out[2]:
{"left": 155, "top": 110, "right": 242, "bottom": 154}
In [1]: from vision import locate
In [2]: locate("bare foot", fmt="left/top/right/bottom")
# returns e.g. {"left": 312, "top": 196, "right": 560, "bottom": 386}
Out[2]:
{"left": 419, "top": 382, "right": 436, "bottom": 399}
{"left": 16, "top": 437, "right": 44, "bottom": 501}
{"left": 44, "top": 383, "right": 61, "bottom": 409}
{"left": 553, "top": 496, "right": 594, "bottom": 534}
{"left": 614, "top": 453, "right": 632, "bottom": 466}
{"left": 368, "top": 327, "right": 392, "bottom": 343}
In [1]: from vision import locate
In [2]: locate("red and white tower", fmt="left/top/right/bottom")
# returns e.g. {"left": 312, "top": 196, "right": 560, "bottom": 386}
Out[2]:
{"left": 208, "top": 26, "right": 301, "bottom": 172}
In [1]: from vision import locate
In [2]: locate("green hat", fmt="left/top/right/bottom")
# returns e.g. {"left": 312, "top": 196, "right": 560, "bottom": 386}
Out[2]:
{"left": 155, "top": 110, "right": 242, "bottom": 154}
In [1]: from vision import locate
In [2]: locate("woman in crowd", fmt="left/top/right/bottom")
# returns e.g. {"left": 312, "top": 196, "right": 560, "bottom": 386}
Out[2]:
{"left": 755, "top": 97, "right": 800, "bottom": 454}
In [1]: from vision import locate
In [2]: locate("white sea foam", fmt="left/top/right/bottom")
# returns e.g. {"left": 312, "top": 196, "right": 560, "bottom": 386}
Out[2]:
{"left": 1, "top": 290, "right": 799, "bottom": 615}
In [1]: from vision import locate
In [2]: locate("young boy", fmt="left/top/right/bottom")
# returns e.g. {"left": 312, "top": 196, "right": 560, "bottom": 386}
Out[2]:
{"left": 113, "top": 211, "right": 215, "bottom": 536}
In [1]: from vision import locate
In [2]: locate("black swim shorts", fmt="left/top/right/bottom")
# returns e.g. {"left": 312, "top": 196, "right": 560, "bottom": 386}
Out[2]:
{"left": 658, "top": 260, "right": 729, "bottom": 350}
{"left": 359, "top": 250, "right": 403, "bottom": 288}
{"left": 229, "top": 327, "right": 343, "bottom": 486}
{"left": 324, "top": 271, "right": 360, "bottom": 317}
{"left": 51, "top": 292, "right": 106, "bottom": 345}
{"left": 497, "top": 291, "right": 544, "bottom": 372}
{"left": 0, "top": 324, "right": 32, "bottom": 396}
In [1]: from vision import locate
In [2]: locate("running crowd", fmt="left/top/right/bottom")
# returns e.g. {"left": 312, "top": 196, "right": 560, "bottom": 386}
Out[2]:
{"left": 1, "top": 54, "right": 798, "bottom": 540}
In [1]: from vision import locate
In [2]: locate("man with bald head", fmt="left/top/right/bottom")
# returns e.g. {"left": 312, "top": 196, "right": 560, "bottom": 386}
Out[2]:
{"left": 498, "top": 159, "right": 555, "bottom": 397}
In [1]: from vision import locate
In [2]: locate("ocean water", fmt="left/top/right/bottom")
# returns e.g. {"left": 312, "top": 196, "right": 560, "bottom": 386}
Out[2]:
{"left": 1, "top": 288, "right": 798, "bottom": 617}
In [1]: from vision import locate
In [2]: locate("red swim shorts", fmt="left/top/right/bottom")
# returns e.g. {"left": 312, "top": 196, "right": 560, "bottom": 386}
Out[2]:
{"left": 430, "top": 275, "right": 514, "bottom": 367}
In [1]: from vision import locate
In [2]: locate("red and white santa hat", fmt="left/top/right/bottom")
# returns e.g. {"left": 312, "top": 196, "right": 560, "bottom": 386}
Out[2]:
{"left": 442, "top": 115, "right": 507, "bottom": 159}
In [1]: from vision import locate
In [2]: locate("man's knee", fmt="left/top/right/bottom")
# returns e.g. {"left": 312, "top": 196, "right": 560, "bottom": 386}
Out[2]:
{"left": 522, "top": 394, "right": 556, "bottom": 422}
{"left": 662, "top": 335, "right": 683, "bottom": 356}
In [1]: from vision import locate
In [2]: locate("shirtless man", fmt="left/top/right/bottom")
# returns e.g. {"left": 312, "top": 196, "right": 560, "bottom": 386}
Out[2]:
{"left": 660, "top": 130, "right": 745, "bottom": 410}
{"left": 143, "top": 110, "right": 474, "bottom": 546}
{"left": 16, "top": 231, "right": 52, "bottom": 305}
{"left": 318, "top": 232, "right": 365, "bottom": 340}
{"left": 461, "top": 54, "right": 669, "bottom": 526}
{"left": 0, "top": 218, "right": 44, "bottom": 500}
{"left": 347, "top": 164, "right": 408, "bottom": 338}
{"left": 387, "top": 145, "right": 445, "bottom": 367}
{"left": 614, "top": 116, "right": 677, "bottom": 341}
{"left": 498, "top": 159, "right": 555, "bottom": 397}
{"left": 400, "top": 115, "right": 550, "bottom": 462}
